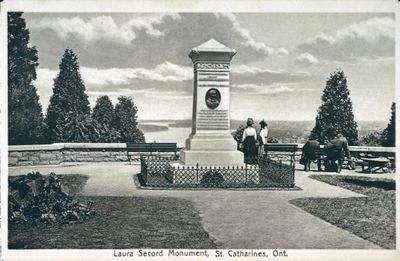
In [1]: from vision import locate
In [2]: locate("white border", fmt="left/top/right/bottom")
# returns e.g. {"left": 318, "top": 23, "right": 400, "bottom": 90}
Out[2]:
{"left": 1, "top": 0, "right": 399, "bottom": 260}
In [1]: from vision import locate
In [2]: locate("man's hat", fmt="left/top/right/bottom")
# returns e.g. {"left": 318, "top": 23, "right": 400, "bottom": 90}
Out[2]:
{"left": 260, "top": 119, "right": 268, "bottom": 127}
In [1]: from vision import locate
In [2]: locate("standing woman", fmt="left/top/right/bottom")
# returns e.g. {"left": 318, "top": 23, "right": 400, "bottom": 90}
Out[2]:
{"left": 259, "top": 119, "right": 268, "bottom": 156}
{"left": 242, "top": 118, "right": 258, "bottom": 163}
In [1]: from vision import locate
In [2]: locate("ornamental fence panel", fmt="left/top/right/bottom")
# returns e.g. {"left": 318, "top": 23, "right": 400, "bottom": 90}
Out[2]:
{"left": 140, "top": 155, "right": 295, "bottom": 188}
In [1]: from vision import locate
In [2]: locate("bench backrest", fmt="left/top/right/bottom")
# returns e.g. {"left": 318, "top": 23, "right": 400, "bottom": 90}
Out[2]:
{"left": 264, "top": 144, "right": 298, "bottom": 153}
{"left": 127, "top": 143, "right": 177, "bottom": 152}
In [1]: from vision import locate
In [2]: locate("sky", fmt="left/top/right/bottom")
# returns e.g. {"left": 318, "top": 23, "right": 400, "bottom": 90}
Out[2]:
{"left": 23, "top": 12, "right": 395, "bottom": 121}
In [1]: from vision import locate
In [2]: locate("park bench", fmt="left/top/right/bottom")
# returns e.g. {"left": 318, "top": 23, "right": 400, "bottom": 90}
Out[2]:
{"left": 301, "top": 146, "right": 346, "bottom": 173}
{"left": 264, "top": 143, "right": 298, "bottom": 168}
{"left": 126, "top": 143, "right": 179, "bottom": 164}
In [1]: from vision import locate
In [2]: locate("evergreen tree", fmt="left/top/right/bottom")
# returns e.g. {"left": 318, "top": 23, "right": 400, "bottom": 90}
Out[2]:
{"left": 381, "top": 102, "right": 395, "bottom": 147}
{"left": 45, "top": 49, "right": 92, "bottom": 142}
{"left": 310, "top": 70, "right": 359, "bottom": 145}
{"left": 8, "top": 12, "right": 45, "bottom": 145}
{"left": 114, "top": 96, "right": 145, "bottom": 143}
{"left": 92, "top": 96, "right": 120, "bottom": 142}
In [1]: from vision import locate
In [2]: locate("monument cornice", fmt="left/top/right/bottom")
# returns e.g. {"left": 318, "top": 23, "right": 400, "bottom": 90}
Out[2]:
{"left": 188, "top": 38, "right": 236, "bottom": 63}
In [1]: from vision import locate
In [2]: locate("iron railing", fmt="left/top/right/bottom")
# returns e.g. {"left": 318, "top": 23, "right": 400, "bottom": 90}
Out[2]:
{"left": 140, "top": 155, "right": 295, "bottom": 188}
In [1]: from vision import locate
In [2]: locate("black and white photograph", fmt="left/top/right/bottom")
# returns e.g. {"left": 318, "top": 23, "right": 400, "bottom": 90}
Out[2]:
{"left": 1, "top": 0, "right": 399, "bottom": 260}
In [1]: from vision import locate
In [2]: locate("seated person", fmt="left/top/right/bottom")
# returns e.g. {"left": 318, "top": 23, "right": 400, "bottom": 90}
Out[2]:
{"left": 301, "top": 139, "right": 321, "bottom": 171}
{"left": 324, "top": 130, "right": 351, "bottom": 172}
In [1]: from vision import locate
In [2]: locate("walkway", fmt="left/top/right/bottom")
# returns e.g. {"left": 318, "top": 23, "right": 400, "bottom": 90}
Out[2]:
{"left": 9, "top": 162, "right": 391, "bottom": 249}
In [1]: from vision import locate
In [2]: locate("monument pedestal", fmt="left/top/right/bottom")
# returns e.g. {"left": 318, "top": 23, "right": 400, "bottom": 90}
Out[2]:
{"left": 180, "top": 133, "right": 243, "bottom": 165}
{"left": 180, "top": 38, "right": 244, "bottom": 166}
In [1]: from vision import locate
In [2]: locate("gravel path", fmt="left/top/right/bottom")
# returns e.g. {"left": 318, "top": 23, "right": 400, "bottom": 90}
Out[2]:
{"left": 9, "top": 162, "right": 385, "bottom": 249}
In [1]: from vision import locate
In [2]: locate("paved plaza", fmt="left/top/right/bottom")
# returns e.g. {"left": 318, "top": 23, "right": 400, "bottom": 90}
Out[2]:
{"left": 9, "top": 162, "right": 395, "bottom": 249}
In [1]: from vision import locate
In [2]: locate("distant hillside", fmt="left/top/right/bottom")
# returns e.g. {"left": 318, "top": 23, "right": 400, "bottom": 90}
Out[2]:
{"left": 139, "top": 119, "right": 387, "bottom": 143}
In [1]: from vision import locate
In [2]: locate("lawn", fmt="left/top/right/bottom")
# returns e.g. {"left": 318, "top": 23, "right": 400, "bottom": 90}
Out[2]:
{"left": 290, "top": 175, "right": 395, "bottom": 249}
{"left": 9, "top": 174, "right": 217, "bottom": 249}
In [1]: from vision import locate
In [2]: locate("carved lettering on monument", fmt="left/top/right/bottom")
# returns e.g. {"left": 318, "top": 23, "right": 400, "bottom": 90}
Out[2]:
{"left": 196, "top": 63, "right": 230, "bottom": 70}
{"left": 197, "top": 109, "right": 229, "bottom": 130}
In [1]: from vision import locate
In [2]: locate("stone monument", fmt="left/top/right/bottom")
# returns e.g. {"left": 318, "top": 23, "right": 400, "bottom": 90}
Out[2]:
{"left": 180, "top": 39, "right": 244, "bottom": 165}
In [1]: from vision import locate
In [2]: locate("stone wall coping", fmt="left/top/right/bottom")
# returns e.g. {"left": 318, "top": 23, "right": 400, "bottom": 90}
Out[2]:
{"left": 9, "top": 143, "right": 127, "bottom": 151}
{"left": 296, "top": 143, "right": 395, "bottom": 153}
{"left": 8, "top": 143, "right": 395, "bottom": 154}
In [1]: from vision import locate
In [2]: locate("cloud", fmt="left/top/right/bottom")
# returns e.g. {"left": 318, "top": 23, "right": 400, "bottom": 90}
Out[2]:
{"left": 230, "top": 65, "right": 324, "bottom": 86}
{"left": 26, "top": 13, "right": 286, "bottom": 69}
{"left": 231, "top": 83, "right": 314, "bottom": 95}
{"left": 275, "top": 48, "right": 289, "bottom": 56}
{"left": 294, "top": 52, "right": 319, "bottom": 66}
{"left": 297, "top": 16, "right": 394, "bottom": 61}
{"left": 29, "top": 14, "right": 181, "bottom": 45}
{"left": 81, "top": 62, "right": 193, "bottom": 85}
{"left": 36, "top": 62, "right": 192, "bottom": 87}
{"left": 215, "top": 13, "right": 274, "bottom": 56}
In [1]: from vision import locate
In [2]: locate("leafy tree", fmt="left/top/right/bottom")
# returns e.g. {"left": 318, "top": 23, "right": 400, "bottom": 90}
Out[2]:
{"left": 92, "top": 96, "right": 120, "bottom": 142}
{"left": 310, "top": 70, "right": 359, "bottom": 145}
{"left": 381, "top": 102, "right": 395, "bottom": 147}
{"left": 45, "top": 49, "right": 93, "bottom": 142}
{"left": 114, "top": 96, "right": 145, "bottom": 143}
{"left": 360, "top": 132, "right": 383, "bottom": 146}
{"left": 8, "top": 12, "right": 45, "bottom": 145}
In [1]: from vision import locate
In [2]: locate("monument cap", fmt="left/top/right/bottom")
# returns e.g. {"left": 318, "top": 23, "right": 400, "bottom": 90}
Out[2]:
{"left": 189, "top": 38, "right": 236, "bottom": 62}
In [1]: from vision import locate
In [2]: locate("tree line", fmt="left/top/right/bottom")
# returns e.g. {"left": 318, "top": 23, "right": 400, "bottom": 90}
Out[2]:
{"left": 8, "top": 12, "right": 145, "bottom": 145}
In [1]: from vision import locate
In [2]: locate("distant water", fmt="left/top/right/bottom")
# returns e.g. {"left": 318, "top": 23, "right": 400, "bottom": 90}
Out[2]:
{"left": 144, "top": 126, "right": 191, "bottom": 147}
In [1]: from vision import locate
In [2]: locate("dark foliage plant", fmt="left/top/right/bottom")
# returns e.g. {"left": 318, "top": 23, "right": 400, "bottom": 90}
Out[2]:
{"left": 310, "top": 70, "right": 359, "bottom": 145}
{"left": 9, "top": 172, "right": 94, "bottom": 224}
{"left": 45, "top": 49, "right": 93, "bottom": 143}
{"left": 8, "top": 12, "right": 45, "bottom": 145}
{"left": 200, "top": 171, "right": 225, "bottom": 186}
{"left": 114, "top": 96, "right": 145, "bottom": 143}
{"left": 92, "top": 95, "right": 121, "bottom": 142}
{"left": 381, "top": 102, "right": 395, "bottom": 147}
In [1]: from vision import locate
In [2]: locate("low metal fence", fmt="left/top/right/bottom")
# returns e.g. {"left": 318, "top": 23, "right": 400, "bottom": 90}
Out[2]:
{"left": 140, "top": 155, "right": 295, "bottom": 188}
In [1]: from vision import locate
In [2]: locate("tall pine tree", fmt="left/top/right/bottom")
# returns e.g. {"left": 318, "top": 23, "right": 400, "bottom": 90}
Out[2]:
{"left": 45, "top": 49, "right": 93, "bottom": 142}
{"left": 310, "top": 70, "right": 359, "bottom": 145}
{"left": 381, "top": 102, "right": 395, "bottom": 147}
{"left": 8, "top": 12, "right": 45, "bottom": 145}
{"left": 114, "top": 96, "right": 145, "bottom": 143}
{"left": 92, "top": 96, "right": 120, "bottom": 142}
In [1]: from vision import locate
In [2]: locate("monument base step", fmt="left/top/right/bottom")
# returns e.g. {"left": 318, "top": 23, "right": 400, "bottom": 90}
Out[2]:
{"left": 180, "top": 150, "right": 244, "bottom": 166}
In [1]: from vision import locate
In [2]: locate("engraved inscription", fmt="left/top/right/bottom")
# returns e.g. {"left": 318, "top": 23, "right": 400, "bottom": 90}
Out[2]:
{"left": 197, "top": 109, "right": 229, "bottom": 130}
{"left": 196, "top": 63, "right": 230, "bottom": 70}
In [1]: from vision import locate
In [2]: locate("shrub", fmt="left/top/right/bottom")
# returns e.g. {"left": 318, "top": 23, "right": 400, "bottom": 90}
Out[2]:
{"left": 200, "top": 171, "right": 225, "bottom": 186}
{"left": 9, "top": 172, "right": 94, "bottom": 224}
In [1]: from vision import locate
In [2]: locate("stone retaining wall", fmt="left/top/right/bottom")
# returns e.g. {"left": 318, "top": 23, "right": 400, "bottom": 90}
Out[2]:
{"left": 8, "top": 143, "right": 128, "bottom": 166}
{"left": 8, "top": 143, "right": 395, "bottom": 166}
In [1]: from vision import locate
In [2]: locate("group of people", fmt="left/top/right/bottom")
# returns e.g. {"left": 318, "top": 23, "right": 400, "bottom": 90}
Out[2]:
{"left": 301, "top": 126, "right": 351, "bottom": 172}
{"left": 241, "top": 118, "right": 268, "bottom": 162}
{"left": 239, "top": 118, "right": 352, "bottom": 171}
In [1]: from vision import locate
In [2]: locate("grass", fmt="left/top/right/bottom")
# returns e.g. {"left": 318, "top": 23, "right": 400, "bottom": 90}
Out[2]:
{"left": 290, "top": 175, "right": 395, "bottom": 249}
{"left": 9, "top": 174, "right": 217, "bottom": 249}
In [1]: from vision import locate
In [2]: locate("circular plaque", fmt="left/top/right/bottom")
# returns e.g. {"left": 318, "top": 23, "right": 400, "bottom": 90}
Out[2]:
{"left": 205, "top": 88, "right": 221, "bottom": 109}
